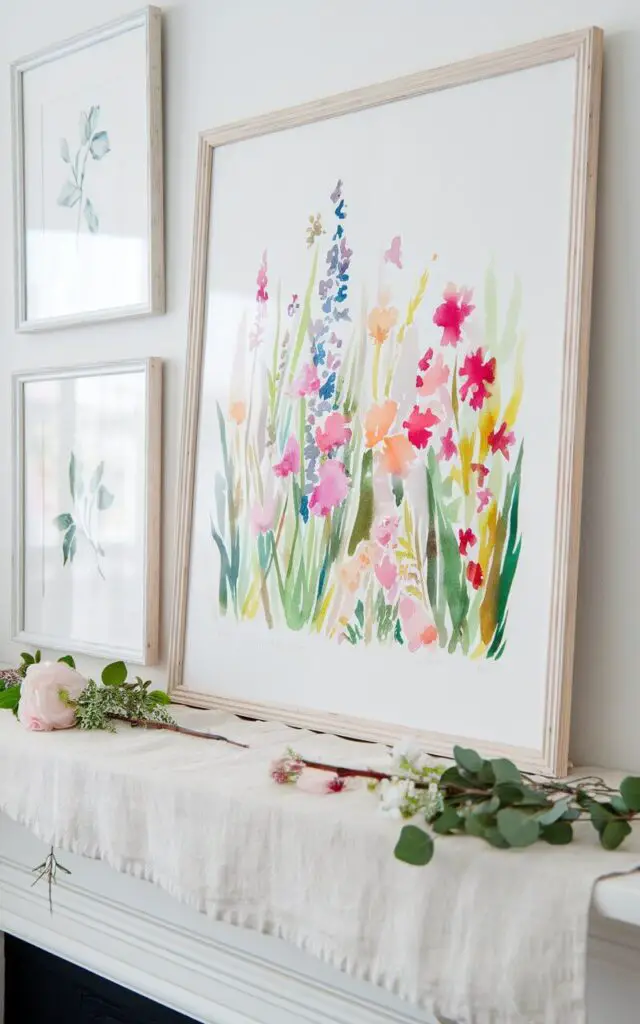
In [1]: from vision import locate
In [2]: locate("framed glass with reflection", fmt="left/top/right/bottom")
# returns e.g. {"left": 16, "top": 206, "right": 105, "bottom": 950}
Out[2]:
{"left": 13, "top": 360, "right": 162, "bottom": 664}
{"left": 11, "top": 7, "right": 164, "bottom": 331}
{"left": 169, "top": 29, "right": 602, "bottom": 776}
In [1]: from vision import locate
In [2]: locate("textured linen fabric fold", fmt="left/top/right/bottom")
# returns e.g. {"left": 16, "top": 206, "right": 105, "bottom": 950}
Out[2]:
{"left": 0, "top": 708, "right": 638, "bottom": 1024}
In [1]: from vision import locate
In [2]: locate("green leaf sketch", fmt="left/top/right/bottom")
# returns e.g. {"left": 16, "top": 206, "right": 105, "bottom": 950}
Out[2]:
{"left": 58, "top": 105, "right": 110, "bottom": 236}
{"left": 53, "top": 452, "right": 115, "bottom": 580}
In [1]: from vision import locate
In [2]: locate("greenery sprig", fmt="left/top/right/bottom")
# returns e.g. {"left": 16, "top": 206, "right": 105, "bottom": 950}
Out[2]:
{"left": 394, "top": 745, "right": 640, "bottom": 866}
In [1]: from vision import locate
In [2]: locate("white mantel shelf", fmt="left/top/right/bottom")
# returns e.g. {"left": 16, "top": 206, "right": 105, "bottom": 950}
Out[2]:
{"left": 1, "top": 813, "right": 640, "bottom": 1024}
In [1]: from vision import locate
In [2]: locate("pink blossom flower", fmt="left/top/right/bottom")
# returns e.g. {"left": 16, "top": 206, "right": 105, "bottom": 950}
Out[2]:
{"left": 375, "top": 515, "right": 399, "bottom": 548}
{"left": 256, "top": 250, "right": 268, "bottom": 305}
{"left": 375, "top": 554, "right": 398, "bottom": 595}
{"left": 399, "top": 597, "right": 438, "bottom": 653}
{"left": 273, "top": 437, "right": 300, "bottom": 478}
{"left": 488, "top": 421, "right": 516, "bottom": 460}
{"left": 315, "top": 412, "right": 352, "bottom": 453}
{"left": 416, "top": 350, "right": 450, "bottom": 395}
{"left": 309, "top": 460, "right": 349, "bottom": 516}
{"left": 271, "top": 751, "right": 304, "bottom": 785}
{"left": 438, "top": 427, "right": 457, "bottom": 462}
{"left": 433, "top": 284, "right": 475, "bottom": 346}
{"left": 477, "top": 487, "right": 493, "bottom": 513}
{"left": 296, "top": 768, "right": 347, "bottom": 794}
{"left": 290, "top": 363, "right": 320, "bottom": 397}
{"left": 459, "top": 348, "right": 496, "bottom": 411}
{"left": 251, "top": 497, "right": 276, "bottom": 536}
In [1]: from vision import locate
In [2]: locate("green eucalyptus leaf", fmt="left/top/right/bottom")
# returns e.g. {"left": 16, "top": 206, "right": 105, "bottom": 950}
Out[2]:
{"left": 57, "top": 655, "right": 76, "bottom": 669}
{"left": 89, "top": 462, "right": 105, "bottom": 493}
{"left": 453, "top": 746, "right": 483, "bottom": 776}
{"left": 96, "top": 484, "right": 114, "bottom": 510}
{"left": 541, "top": 821, "right": 574, "bottom": 845}
{"left": 432, "top": 806, "right": 462, "bottom": 835}
{"left": 464, "top": 814, "right": 487, "bottom": 838}
{"left": 491, "top": 758, "right": 521, "bottom": 785}
{"left": 483, "top": 826, "right": 510, "bottom": 849}
{"left": 600, "top": 819, "right": 632, "bottom": 851}
{"left": 478, "top": 761, "right": 496, "bottom": 785}
{"left": 20, "top": 653, "right": 35, "bottom": 666}
{"left": 34, "top": 650, "right": 41, "bottom": 663}
{"left": 495, "top": 781, "right": 525, "bottom": 805}
{"left": 496, "top": 808, "right": 540, "bottom": 847}
{"left": 561, "top": 807, "right": 581, "bottom": 822}
{"left": 518, "top": 786, "right": 551, "bottom": 808}
{"left": 394, "top": 825, "right": 434, "bottom": 866}
{"left": 440, "top": 767, "right": 469, "bottom": 790}
{"left": 587, "top": 801, "right": 615, "bottom": 833}
{"left": 101, "top": 661, "right": 127, "bottom": 687}
{"left": 537, "top": 797, "right": 572, "bottom": 826}
{"left": 473, "top": 795, "right": 500, "bottom": 815}
{"left": 620, "top": 777, "right": 640, "bottom": 813}
{"left": 611, "top": 795, "right": 629, "bottom": 815}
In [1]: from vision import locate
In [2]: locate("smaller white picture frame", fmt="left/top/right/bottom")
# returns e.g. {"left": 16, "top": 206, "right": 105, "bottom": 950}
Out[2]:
{"left": 11, "top": 7, "right": 164, "bottom": 331}
{"left": 13, "top": 359, "right": 162, "bottom": 664}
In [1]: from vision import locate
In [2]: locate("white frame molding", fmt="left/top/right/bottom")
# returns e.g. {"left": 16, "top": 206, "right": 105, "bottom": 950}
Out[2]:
{"left": 168, "top": 28, "right": 603, "bottom": 776}
{"left": 11, "top": 6, "right": 165, "bottom": 332}
{"left": 12, "top": 358, "right": 162, "bottom": 665}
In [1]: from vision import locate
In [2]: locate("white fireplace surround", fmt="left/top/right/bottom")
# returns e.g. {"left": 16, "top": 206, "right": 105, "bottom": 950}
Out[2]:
{"left": 1, "top": 815, "right": 640, "bottom": 1024}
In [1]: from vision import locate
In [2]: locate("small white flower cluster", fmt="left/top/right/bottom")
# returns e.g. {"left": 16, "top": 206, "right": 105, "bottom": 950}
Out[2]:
{"left": 376, "top": 738, "right": 444, "bottom": 821}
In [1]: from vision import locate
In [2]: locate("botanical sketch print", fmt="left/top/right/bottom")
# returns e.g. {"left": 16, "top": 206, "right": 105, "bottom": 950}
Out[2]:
{"left": 211, "top": 180, "right": 524, "bottom": 660}
{"left": 53, "top": 452, "right": 114, "bottom": 579}
{"left": 58, "top": 105, "right": 110, "bottom": 234}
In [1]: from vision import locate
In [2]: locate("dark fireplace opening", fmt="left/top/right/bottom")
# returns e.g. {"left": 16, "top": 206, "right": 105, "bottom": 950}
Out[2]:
{"left": 4, "top": 934, "right": 199, "bottom": 1023}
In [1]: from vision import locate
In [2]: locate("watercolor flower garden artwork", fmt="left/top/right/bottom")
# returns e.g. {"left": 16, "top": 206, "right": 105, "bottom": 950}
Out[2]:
{"left": 58, "top": 105, "right": 110, "bottom": 235}
{"left": 210, "top": 179, "right": 524, "bottom": 661}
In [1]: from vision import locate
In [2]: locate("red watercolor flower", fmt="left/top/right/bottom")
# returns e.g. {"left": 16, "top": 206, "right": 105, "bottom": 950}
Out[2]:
{"left": 327, "top": 776, "right": 346, "bottom": 793}
{"left": 488, "top": 421, "right": 516, "bottom": 460}
{"left": 471, "top": 462, "right": 490, "bottom": 485}
{"left": 438, "top": 427, "right": 457, "bottom": 462}
{"left": 466, "top": 561, "right": 484, "bottom": 590}
{"left": 402, "top": 405, "right": 440, "bottom": 449}
{"left": 458, "top": 528, "right": 477, "bottom": 557}
{"left": 459, "top": 348, "right": 496, "bottom": 411}
{"left": 433, "top": 285, "right": 475, "bottom": 347}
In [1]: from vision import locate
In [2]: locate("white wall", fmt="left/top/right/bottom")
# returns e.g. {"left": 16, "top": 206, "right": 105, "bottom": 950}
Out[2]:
{"left": 0, "top": 0, "right": 637, "bottom": 771}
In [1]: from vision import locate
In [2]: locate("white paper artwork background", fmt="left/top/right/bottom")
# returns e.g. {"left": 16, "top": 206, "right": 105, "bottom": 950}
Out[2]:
{"left": 22, "top": 25, "right": 149, "bottom": 321}
{"left": 183, "top": 59, "right": 576, "bottom": 753}
{"left": 22, "top": 371, "right": 146, "bottom": 656}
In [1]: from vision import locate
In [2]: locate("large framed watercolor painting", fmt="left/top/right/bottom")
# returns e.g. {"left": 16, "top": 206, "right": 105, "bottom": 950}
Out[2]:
{"left": 11, "top": 7, "right": 164, "bottom": 331}
{"left": 169, "top": 29, "right": 603, "bottom": 775}
{"left": 13, "top": 360, "right": 162, "bottom": 664}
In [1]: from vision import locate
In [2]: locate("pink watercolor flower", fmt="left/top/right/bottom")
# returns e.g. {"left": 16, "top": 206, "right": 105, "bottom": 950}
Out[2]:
{"left": 251, "top": 497, "right": 276, "bottom": 536}
{"left": 18, "top": 661, "right": 87, "bottom": 732}
{"left": 488, "top": 421, "right": 516, "bottom": 460}
{"left": 375, "top": 515, "right": 399, "bottom": 548}
{"left": 375, "top": 554, "right": 398, "bottom": 594}
{"left": 256, "top": 250, "right": 268, "bottom": 305}
{"left": 402, "top": 405, "right": 440, "bottom": 449}
{"left": 316, "top": 412, "right": 352, "bottom": 453}
{"left": 459, "top": 348, "right": 496, "bottom": 411}
{"left": 384, "top": 235, "right": 403, "bottom": 269}
{"left": 458, "top": 528, "right": 477, "bottom": 556}
{"left": 471, "top": 462, "right": 490, "bottom": 485}
{"left": 433, "top": 284, "right": 475, "bottom": 346}
{"left": 416, "top": 350, "right": 450, "bottom": 395}
{"left": 399, "top": 597, "right": 438, "bottom": 653}
{"left": 438, "top": 427, "right": 457, "bottom": 462}
{"left": 273, "top": 437, "right": 300, "bottom": 478}
{"left": 309, "top": 460, "right": 349, "bottom": 516}
{"left": 290, "top": 362, "right": 320, "bottom": 397}
{"left": 477, "top": 487, "right": 493, "bottom": 513}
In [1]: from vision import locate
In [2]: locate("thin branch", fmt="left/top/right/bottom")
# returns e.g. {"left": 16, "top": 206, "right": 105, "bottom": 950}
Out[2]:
{"left": 32, "top": 846, "right": 71, "bottom": 914}
{"left": 109, "top": 715, "right": 249, "bottom": 749}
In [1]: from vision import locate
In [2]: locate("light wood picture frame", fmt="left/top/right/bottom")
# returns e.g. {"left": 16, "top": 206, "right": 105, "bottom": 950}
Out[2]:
{"left": 13, "top": 359, "right": 162, "bottom": 664}
{"left": 168, "top": 29, "right": 603, "bottom": 776}
{"left": 11, "top": 6, "right": 164, "bottom": 331}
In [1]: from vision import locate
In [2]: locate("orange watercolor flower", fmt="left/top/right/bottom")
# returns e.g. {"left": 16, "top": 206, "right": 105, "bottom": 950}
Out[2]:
{"left": 364, "top": 400, "right": 398, "bottom": 448}
{"left": 367, "top": 304, "right": 399, "bottom": 345}
{"left": 338, "top": 559, "right": 361, "bottom": 593}
{"left": 381, "top": 434, "right": 417, "bottom": 478}
{"left": 229, "top": 400, "right": 247, "bottom": 425}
